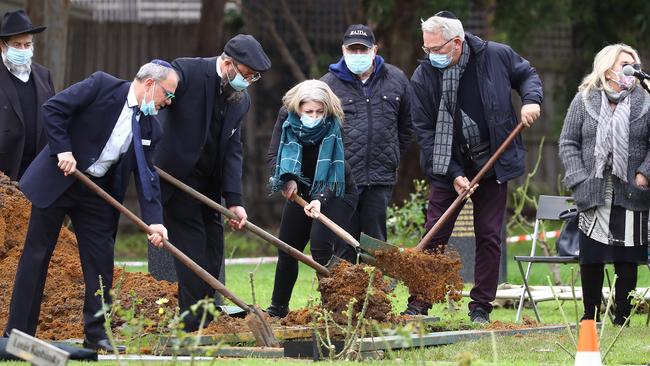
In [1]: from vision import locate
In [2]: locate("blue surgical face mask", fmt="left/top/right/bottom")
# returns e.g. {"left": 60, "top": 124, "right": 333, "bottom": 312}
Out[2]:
{"left": 4, "top": 43, "right": 33, "bottom": 66}
{"left": 227, "top": 64, "right": 250, "bottom": 91}
{"left": 428, "top": 51, "right": 452, "bottom": 69}
{"left": 344, "top": 51, "right": 374, "bottom": 75}
{"left": 140, "top": 83, "right": 158, "bottom": 116}
{"left": 300, "top": 114, "right": 323, "bottom": 128}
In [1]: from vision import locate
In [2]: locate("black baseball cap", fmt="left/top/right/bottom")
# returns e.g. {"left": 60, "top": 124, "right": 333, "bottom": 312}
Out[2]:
{"left": 342, "top": 24, "right": 375, "bottom": 48}
{"left": 224, "top": 34, "right": 271, "bottom": 72}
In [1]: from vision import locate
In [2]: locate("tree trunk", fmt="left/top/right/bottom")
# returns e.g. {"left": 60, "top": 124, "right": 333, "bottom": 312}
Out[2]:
{"left": 27, "top": 0, "right": 69, "bottom": 91}
{"left": 195, "top": 0, "right": 225, "bottom": 57}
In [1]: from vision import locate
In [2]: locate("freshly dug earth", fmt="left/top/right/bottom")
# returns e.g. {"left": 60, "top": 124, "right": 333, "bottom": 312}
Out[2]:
{"left": 0, "top": 172, "right": 178, "bottom": 340}
{"left": 374, "top": 247, "right": 463, "bottom": 304}
{"left": 318, "top": 261, "right": 392, "bottom": 323}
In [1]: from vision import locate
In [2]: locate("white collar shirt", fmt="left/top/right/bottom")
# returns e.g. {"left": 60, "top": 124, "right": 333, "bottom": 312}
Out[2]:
{"left": 85, "top": 83, "right": 139, "bottom": 177}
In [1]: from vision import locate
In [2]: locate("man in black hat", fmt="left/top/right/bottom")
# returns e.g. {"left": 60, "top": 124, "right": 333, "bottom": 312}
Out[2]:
{"left": 410, "top": 11, "right": 542, "bottom": 323}
{"left": 321, "top": 24, "right": 412, "bottom": 261}
{"left": 155, "top": 34, "right": 271, "bottom": 331}
{"left": 0, "top": 9, "right": 55, "bottom": 180}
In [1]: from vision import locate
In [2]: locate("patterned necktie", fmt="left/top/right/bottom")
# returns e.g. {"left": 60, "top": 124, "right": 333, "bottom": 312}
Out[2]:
{"left": 131, "top": 107, "right": 153, "bottom": 200}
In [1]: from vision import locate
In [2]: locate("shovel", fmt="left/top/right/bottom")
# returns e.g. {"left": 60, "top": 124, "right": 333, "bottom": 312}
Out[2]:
{"left": 289, "top": 192, "right": 377, "bottom": 265}
{"left": 71, "top": 171, "right": 280, "bottom": 348}
{"left": 358, "top": 121, "right": 526, "bottom": 254}
{"left": 154, "top": 166, "right": 330, "bottom": 278}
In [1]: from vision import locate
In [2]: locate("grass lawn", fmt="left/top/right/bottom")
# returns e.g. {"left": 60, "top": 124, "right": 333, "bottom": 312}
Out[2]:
{"left": 110, "top": 238, "right": 650, "bottom": 365}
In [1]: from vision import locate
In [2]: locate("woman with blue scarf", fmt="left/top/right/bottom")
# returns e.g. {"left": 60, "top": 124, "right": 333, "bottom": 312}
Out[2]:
{"left": 266, "top": 80, "right": 358, "bottom": 318}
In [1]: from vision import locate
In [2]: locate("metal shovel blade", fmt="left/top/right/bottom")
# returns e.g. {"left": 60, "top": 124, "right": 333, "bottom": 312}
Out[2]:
{"left": 324, "top": 255, "right": 345, "bottom": 271}
{"left": 359, "top": 233, "right": 401, "bottom": 256}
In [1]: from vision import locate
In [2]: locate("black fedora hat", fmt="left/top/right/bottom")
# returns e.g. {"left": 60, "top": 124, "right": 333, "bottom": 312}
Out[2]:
{"left": 0, "top": 10, "right": 46, "bottom": 37}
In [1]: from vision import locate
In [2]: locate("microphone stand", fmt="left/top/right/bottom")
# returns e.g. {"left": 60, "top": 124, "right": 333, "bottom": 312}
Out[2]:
{"left": 640, "top": 79, "right": 650, "bottom": 95}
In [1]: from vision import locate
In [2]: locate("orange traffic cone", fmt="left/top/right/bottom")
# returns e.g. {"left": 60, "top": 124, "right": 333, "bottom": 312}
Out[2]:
{"left": 575, "top": 319, "right": 601, "bottom": 366}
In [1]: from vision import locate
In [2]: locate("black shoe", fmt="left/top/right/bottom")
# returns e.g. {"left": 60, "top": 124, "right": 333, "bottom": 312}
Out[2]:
{"left": 612, "top": 315, "right": 629, "bottom": 326}
{"left": 267, "top": 304, "right": 289, "bottom": 318}
{"left": 469, "top": 307, "right": 490, "bottom": 325}
{"left": 401, "top": 301, "right": 429, "bottom": 316}
{"left": 83, "top": 339, "right": 125, "bottom": 353}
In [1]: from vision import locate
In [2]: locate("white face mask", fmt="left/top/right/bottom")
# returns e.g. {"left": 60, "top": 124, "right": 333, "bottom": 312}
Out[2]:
{"left": 300, "top": 114, "right": 323, "bottom": 128}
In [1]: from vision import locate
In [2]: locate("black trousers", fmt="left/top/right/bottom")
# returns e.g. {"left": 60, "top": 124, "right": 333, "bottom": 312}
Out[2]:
{"left": 271, "top": 194, "right": 357, "bottom": 307}
{"left": 163, "top": 174, "right": 224, "bottom": 331}
{"left": 580, "top": 262, "right": 638, "bottom": 322}
{"left": 4, "top": 177, "right": 118, "bottom": 340}
{"left": 346, "top": 185, "right": 393, "bottom": 243}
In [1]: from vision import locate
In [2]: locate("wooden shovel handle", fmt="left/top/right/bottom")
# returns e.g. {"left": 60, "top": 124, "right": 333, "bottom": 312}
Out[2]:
{"left": 290, "top": 192, "right": 360, "bottom": 249}
{"left": 415, "top": 122, "right": 526, "bottom": 252}
{"left": 72, "top": 170, "right": 253, "bottom": 313}
{"left": 155, "top": 167, "right": 330, "bottom": 277}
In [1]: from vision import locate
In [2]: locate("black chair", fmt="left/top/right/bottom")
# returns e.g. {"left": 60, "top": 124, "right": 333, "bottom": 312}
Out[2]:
{"left": 514, "top": 195, "right": 578, "bottom": 323}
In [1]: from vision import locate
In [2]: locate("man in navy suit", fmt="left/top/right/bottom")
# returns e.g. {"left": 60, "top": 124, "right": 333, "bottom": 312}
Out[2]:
{"left": 3, "top": 60, "right": 178, "bottom": 352}
{"left": 156, "top": 34, "right": 270, "bottom": 331}
{"left": 0, "top": 10, "right": 55, "bottom": 180}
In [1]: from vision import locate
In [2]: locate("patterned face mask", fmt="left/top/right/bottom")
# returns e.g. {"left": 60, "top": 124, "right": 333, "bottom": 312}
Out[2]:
{"left": 611, "top": 69, "right": 636, "bottom": 90}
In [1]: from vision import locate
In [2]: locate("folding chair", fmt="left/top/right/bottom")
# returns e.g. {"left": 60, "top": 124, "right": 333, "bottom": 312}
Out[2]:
{"left": 514, "top": 195, "right": 578, "bottom": 323}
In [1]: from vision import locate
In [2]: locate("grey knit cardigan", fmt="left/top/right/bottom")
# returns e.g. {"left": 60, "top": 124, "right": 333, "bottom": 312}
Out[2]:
{"left": 559, "top": 86, "right": 650, "bottom": 212}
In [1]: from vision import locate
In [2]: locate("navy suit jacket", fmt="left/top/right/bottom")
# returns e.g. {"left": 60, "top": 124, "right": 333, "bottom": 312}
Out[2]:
{"left": 155, "top": 57, "right": 250, "bottom": 207}
{"left": 19, "top": 71, "right": 164, "bottom": 224}
{"left": 0, "top": 63, "right": 55, "bottom": 180}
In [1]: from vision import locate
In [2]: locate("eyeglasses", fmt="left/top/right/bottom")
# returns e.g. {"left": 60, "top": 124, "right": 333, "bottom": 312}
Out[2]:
{"left": 422, "top": 38, "right": 455, "bottom": 55}
{"left": 232, "top": 61, "right": 261, "bottom": 83}
{"left": 160, "top": 85, "right": 175, "bottom": 100}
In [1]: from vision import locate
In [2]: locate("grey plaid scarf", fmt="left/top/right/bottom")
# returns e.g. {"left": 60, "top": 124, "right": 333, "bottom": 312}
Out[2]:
{"left": 431, "top": 41, "right": 482, "bottom": 175}
{"left": 595, "top": 90, "right": 631, "bottom": 182}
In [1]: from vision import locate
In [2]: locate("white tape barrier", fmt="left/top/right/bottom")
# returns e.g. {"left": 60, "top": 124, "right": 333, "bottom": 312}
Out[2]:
{"left": 115, "top": 256, "right": 279, "bottom": 268}
{"left": 505, "top": 230, "right": 561, "bottom": 244}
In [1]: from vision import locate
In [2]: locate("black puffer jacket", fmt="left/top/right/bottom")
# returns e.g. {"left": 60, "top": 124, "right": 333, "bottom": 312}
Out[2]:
{"left": 321, "top": 55, "right": 412, "bottom": 186}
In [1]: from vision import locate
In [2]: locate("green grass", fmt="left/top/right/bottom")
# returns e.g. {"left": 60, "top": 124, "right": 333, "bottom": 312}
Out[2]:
{"left": 113, "top": 235, "right": 650, "bottom": 365}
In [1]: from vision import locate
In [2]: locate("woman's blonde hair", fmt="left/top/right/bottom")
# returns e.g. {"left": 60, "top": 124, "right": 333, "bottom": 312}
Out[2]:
{"left": 282, "top": 79, "right": 345, "bottom": 123}
{"left": 578, "top": 43, "right": 641, "bottom": 94}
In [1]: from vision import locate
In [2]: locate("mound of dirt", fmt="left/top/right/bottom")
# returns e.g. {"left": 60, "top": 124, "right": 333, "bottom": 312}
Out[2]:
{"left": 374, "top": 247, "right": 463, "bottom": 304}
{"left": 318, "top": 261, "right": 392, "bottom": 323}
{"left": 0, "top": 172, "right": 178, "bottom": 340}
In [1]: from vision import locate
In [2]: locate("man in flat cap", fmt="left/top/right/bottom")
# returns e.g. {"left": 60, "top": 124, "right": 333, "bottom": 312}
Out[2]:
{"left": 0, "top": 9, "right": 55, "bottom": 180}
{"left": 321, "top": 24, "right": 412, "bottom": 262}
{"left": 409, "top": 11, "right": 542, "bottom": 324}
{"left": 155, "top": 34, "right": 271, "bottom": 331}
{"left": 4, "top": 60, "right": 178, "bottom": 351}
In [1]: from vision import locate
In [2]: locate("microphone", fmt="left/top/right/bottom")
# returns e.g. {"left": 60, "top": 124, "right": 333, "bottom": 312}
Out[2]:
{"left": 622, "top": 64, "right": 650, "bottom": 80}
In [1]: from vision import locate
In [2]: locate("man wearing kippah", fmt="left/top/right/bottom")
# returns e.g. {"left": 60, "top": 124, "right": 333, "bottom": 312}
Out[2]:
{"left": 155, "top": 34, "right": 271, "bottom": 331}
{"left": 3, "top": 60, "right": 178, "bottom": 351}
{"left": 0, "top": 10, "right": 55, "bottom": 180}
{"left": 410, "top": 11, "right": 542, "bottom": 324}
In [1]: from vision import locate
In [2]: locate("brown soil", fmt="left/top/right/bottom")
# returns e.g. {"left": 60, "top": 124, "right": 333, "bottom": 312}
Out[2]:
{"left": 318, "top": 261, "right": 392, "bottom": 323}
{"left": 0, "top": 172, "right": 178, "bottom": 340}
{"left": 282, "top": 308, "right": 317, "bottom": 326}
{"left": 374, "top": 247, "right": 463, "bottom": 304}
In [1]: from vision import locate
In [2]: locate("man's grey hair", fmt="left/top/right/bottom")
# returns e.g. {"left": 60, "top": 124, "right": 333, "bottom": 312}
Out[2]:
{"left": 421, "top": 15, "right": 465, "bottom": 40}
{"left": 135, "top": 62, "right": 175, "bottom": 82}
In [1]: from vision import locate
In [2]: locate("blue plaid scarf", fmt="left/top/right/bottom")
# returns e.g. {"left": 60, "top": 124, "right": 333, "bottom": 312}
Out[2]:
{"left": 271, "top": 112, "right": 346, "bottom": 197}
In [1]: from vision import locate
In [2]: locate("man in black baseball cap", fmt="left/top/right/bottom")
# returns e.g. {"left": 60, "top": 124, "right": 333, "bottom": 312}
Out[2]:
{"left": 153, "top": 34, "right": 270, "bottom": 331}
{"left": 0, "top": 9, "right": 55, "bottom": 180}
{"left": 318, "top": 24, "right": 413, "bottom": 268}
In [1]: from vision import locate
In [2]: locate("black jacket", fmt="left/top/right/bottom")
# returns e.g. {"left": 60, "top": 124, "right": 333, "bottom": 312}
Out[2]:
{"left": 0, "top": 63, "right": 55, "bottom": 180}
{"left": 156, "top": 57, "right": 249, "bottom": 207}
{"left": 321, "top": 56, "right": 412, "bottom": 186}
{"left": 411, "top": 33, "right": 543, "bottom": 184}
{"left": 21, "top": 72, "right": 163, "bottom": 224}
{"left": 267, "top": 107, "right": 356, "bottom": 204}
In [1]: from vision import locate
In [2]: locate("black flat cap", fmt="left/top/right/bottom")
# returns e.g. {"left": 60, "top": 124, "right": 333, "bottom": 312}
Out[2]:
{"left": 224, "top": 34, "right": 271, "bottom": 72}
{"left": 434, "top": 10, "right": 458, "bottom": 20}
{"left": 0, "top": 10, "right": 46, "bottom": 37}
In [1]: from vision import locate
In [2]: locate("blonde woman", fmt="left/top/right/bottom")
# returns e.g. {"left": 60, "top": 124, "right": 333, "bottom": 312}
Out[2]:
{"left": 265, "top": 80, "right": 358, "bottom": 318}
{"left": 560, "top": 44, "right": 650, "bottom": 325}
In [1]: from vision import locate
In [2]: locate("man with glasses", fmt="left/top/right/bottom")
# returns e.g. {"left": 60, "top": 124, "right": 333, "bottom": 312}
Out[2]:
{"left": 155, "top": 34, "right": 271, "bottom": 331}
{"left": 321, "top": 24, "right": 412, "bottom": 262}
{"left": 0, "top": 10, "right": 55, "bottom": 180}
{"left": 409, "top": 11, "right": 542, "bottom": 324}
